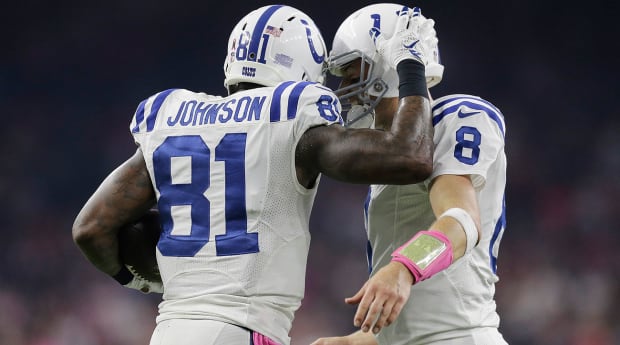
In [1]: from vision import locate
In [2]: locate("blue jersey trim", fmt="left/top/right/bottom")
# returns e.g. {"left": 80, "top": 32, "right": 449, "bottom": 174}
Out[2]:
{"left": 131, "top": 99, "right": 147, "bottom": 133}
{"left": 287, "top": 81, "right": 314, "bottom": 120}
{"left": 489, "top": 194, "right": 506, "bottom": 274}
{"left": 433, "top": 95, "right": 502, "bottom": 115}
{"left": 366, "top": 240, "right": 373, "bottom": 276}
{"left": 248, "top": 5, "right": 283, "bottom": 63}
{"left": 270, "top": 81, "right": 295, "bottom": 122}
{"left": 146, "top": 89, "right": 177, "bottom": 132}
{"left": 432, "top": 96, "right": 505, "bottom": 137}
{"left": 364, "top": 188, "right": 372, "bottom": 275}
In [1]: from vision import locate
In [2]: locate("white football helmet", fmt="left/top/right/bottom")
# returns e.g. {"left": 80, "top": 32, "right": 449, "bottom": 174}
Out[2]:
{"left": 329, "top": 4, "right": 444, "bottom": 127}
{"left": 224, "top": 5, "right": 327, "bottom": 92}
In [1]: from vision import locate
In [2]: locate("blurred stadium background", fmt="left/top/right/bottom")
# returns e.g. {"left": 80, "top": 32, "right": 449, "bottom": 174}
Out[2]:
{"left": 2, "top": 1, "right": 619, "bottom": 344}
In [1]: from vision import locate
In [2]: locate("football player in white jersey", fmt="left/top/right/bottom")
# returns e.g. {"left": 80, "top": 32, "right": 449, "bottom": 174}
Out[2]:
{"left": 311, "top": 4, "right": 508, "bottom": 345}
{"left": 72, "top": 5, "right": 437, "bottom": 345}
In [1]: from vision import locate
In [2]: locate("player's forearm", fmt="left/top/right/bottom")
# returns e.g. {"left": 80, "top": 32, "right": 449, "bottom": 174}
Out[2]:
{"left": 332, "top": 98, "right": 433, "bottom": 184}
{"left": 312, "top": 126, "right": 432, "bottom": 185}
{"left": 73, "top": 159, "right": 148, "bottom": 276}
{"left": 73, "top": 184, "right": 130, "bottom": 277}
{"left": 392, "top": 95, "right": 434, "bottom": 177}
{"left": 428, "top": 215, "right": 468, "bottom": 259}
{"left": 73, "top": 210, "right": 124, "bottom": 277}
{"left": 428, "top": 174, "right": 481, "bottom": 260}
{"left": 336, "top": 62, "right": 433, "bottom": 185}
{"left": 390, "top": 60, "right": 434, "bottom": 181}
{"left": 73, "top": 150, "right": 156, "bottom": 277}
{"left": 391, "top": 175, "right": 481, "bottom": 284}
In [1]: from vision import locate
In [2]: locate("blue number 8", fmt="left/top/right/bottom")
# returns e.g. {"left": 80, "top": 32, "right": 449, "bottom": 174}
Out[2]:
{"left": 454, "top": 126, "right": 481, "bottom": 165}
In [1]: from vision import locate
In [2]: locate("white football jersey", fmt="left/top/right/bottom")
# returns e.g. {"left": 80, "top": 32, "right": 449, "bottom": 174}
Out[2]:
{"left": 129, "top": 82, "right": 343, "bottom": 345}
{"left": 366, "top": 94, "right": 507, "bottom": 344}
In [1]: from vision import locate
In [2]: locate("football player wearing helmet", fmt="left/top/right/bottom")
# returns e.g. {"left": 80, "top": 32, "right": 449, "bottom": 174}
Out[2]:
{"left": 72, "top": 5, "right": 434, "bottom": 345}
{"left": 311, "top": 4, "right": 508, "bottom": 345}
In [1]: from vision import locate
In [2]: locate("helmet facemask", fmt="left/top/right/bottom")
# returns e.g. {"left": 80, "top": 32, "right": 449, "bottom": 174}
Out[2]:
{"left": 327, "top": 4, "right": 445, "bottom": 128}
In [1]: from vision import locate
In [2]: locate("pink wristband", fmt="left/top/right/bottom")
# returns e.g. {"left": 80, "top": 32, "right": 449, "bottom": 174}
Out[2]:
{"left": 391, "top": 230, "right": 453, "bottom": 284}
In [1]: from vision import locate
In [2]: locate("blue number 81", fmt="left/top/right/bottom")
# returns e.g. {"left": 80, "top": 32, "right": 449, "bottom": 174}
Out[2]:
{"left": 153, "top": 134, "right": 258, "bottom": 257}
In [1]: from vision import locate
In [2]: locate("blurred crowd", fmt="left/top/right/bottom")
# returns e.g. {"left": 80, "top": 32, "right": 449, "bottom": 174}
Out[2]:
{"left": 2, "top": 1, "right": 618, "bottom": 344}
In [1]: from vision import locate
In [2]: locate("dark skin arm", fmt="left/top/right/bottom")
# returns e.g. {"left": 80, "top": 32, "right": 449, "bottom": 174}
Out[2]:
{"left": 72, "top": 148, "right": 156, "bottom": 277}
{"left": 296, "top": 94, "right": 433, "bottom": 188}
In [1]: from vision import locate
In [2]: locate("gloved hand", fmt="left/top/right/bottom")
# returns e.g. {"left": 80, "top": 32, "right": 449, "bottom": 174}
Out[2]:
{"left": 418, "top": 17, "right": 444, "bottom": 87}
{"left": 369, "top": 6, "right": 428, "bottom": 69}
{"left": 121, "top": 265, "right": 163, "bottom": 293}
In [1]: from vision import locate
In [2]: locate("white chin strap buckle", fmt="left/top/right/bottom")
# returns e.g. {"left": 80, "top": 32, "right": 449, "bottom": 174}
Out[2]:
{"left": 345, "top": 105, "right": 375, "bottom": 128}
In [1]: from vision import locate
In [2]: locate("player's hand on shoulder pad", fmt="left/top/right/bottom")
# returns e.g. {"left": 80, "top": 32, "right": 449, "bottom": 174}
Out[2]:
{"left": 369, "top": 6, "right": 432, "bottom": 69}
{"left": 123, "top": 265, "right": 163, "bottom": 294}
